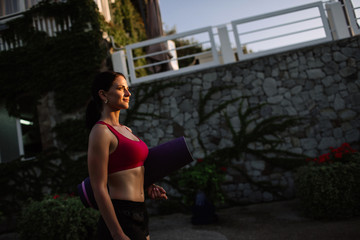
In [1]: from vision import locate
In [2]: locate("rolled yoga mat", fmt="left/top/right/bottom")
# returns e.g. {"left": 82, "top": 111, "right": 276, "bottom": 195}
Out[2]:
{"left": 78, "top": 136, "right": 194, "bottom": 209}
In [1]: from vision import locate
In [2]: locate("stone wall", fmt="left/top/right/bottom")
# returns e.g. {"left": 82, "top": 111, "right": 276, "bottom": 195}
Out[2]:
{"left": 127, "top": 36, "right": 360, "bottom": 204}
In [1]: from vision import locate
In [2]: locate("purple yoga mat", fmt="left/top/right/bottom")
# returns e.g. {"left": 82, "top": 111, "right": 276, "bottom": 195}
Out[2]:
{"left": 78, "top": 136, "right": 194, "bottom": 209}
{"left": 144, "top": 136, "right": 194, "bottom": 188}
{"left": 77, "top": 177, "right": 98, "bottom": 209}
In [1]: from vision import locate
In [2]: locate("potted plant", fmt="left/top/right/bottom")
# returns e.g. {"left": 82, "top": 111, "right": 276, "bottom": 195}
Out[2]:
{"left": 176, "top": 158, "right": 227, "bottom": 224}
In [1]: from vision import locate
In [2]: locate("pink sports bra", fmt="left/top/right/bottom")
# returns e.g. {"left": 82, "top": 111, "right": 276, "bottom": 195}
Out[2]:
{"left": 96, "top": 121, "right": 148, "bottom": 174}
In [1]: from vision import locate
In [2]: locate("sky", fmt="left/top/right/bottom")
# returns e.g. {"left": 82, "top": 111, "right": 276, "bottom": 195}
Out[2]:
{"left": 159, "top": 0, "right": 327, "bottom": 34}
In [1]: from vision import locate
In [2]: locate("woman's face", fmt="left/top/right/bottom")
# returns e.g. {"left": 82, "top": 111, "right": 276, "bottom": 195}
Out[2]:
{"left": 104, "top": 76, "right": 131, "bottom": 110}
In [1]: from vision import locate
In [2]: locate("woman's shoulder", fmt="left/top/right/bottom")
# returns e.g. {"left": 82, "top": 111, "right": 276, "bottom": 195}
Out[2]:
{"left": 92, "top": 122, "right": 109, "bottom": 131}
{"left": 89, "top": 123, "right": 111, "bottom": 139}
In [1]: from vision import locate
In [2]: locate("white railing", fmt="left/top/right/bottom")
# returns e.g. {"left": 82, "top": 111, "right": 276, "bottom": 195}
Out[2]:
{"left": 232, "top": 2, "right": 332, "bottom": 61}
{"left": 32, "top": 15, "right": 73, "bottom": 37}
{"left": 123, "top": 26, "right": 219, "bottom": 84}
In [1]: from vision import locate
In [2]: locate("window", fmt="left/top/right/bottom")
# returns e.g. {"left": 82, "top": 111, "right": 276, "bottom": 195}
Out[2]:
{"left": 0, "top": 107, "right": 22, "bottom": 162}
{"left": 0, "top": 107, "right": 42, "bottom": 163}
{"left": 19, "top": 115, "right": 42, "bottom": 159}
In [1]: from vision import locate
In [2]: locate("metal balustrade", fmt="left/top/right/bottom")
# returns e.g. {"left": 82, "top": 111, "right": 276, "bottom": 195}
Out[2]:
{"left": 232, "top": 2, "right": 332, "bottom": 61}
{"left": 123, "top": 26, "right": 219, "bottom": 84}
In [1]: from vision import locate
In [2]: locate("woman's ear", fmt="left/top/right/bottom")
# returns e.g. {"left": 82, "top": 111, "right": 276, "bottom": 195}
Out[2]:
{"left": 98, "top": 90, "right": 107, "bottom": 102}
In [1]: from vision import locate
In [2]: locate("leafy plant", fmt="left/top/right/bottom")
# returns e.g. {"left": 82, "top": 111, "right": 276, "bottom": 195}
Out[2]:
{"left": 295, "top": 145, "right": 360, "bottom": 219}
{"left": 18, "top": 195, "right": 99, "bottom": 240}
{"left": 175, "top": 158, "right": 227, "bottom": 205}
{"left": 105, "top": 0, "right": 148, "bottom": 78}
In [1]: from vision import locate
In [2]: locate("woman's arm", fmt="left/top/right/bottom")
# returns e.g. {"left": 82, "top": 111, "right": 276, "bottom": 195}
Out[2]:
{"left": 88, "top": 125, "right": 130, "bottom": 240}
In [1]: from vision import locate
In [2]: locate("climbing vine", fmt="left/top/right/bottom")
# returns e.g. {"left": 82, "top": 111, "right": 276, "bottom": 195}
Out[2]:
{"left": 0, "top": 0, "right": 106, "bottom": 116}
{"left": 103, "top": 0, "right": 148, "bottom": 77}
{"left": 170, "top": 84, "right": 308, "bottom": 205}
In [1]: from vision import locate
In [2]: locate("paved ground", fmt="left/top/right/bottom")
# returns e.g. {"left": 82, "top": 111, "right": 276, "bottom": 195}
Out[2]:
{"left": 149, "top": 199, "right": 360, "bottom": 240}
{"left": 1, "top": 199, "right": 359, "bottom": 239}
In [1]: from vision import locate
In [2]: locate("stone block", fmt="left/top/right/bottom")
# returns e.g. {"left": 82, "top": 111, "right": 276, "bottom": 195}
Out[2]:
{"left": 334, "top": 94, "right": 345, "bottom": 111}
{"left": 250, "top": 160, "right": 265, "bottom": 171}
{"left": 263, "top": 78, "right": 277, "bottom": 96}
{"left": 345, "top": 129, "right": 360, "bottom": 143}
{"left": 306, "top": 69, "right": 325, "bottom": 79}
{"left": 318, "top": 137, "right": 337, "bottom": 150}
{"left": 333, "top": 51, "right": 347, "bottom": 62}
{"left": 340, "top": 109, "right": 357, "bottom": 120}
{"left": 300, "top": 138, "right": 317, "bottom": 150}
{"left": 290, "top": 86, "right": 302, "bottom": 95}
{"left": 339, "top": 67, "right": 357, "bottom": 78}
{"left": 268, "top": 95, "right": 283, "bottom": 104}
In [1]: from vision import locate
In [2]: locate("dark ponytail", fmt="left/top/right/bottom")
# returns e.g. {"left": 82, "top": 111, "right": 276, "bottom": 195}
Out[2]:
{"left": 85, "top": 99, "right": 101, "bottom": 130}
{"left": 85, "top": 71, "right": 127, "bottom": 130}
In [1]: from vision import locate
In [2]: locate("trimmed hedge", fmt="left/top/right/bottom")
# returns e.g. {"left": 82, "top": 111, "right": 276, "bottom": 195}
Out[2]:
{"left": 295, "top": 152, "right": 360, "bottom": 219}
{"left": 18, "top": 195, "right": 99, "bottom": 240}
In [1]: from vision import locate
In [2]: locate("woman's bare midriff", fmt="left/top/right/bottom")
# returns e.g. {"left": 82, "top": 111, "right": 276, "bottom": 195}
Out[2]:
{"left": 107, "top": 166, "right": 145, "bottom": 202}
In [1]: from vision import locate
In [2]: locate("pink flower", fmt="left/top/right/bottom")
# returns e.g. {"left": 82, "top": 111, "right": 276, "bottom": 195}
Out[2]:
{"left": 53, "top": 195, "right": 60, "bottom": 200}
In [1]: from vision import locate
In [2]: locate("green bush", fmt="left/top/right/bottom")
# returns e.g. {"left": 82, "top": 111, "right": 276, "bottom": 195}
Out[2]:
{"left": 0, "top": 151, "right": 89, "bottom": 218}
{"left": 295, "top": 147, "right": 360, "bottom": 220}
{"left": 18, "top": 195, "right": 99, "bottom": 240}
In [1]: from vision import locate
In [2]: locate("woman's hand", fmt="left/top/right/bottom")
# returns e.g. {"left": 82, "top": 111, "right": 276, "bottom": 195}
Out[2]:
{"left": 147, "top": 184, "right": 168, "bottom": 200}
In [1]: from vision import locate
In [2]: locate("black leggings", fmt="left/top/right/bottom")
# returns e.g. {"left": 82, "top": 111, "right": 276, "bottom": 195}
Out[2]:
{"left": 97, "top": 200, "right": 149, "bottom": 240}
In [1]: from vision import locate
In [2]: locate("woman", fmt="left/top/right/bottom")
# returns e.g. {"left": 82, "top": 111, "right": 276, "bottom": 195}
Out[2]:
{"left": 86, "top": 71, "right": 167, "bottom": 240}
